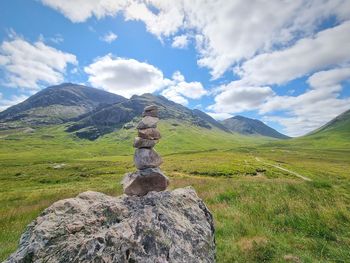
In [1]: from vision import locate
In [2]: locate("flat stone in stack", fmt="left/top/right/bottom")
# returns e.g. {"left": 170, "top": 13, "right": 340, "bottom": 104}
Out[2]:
{"left": 122, "top": 105, "right": 169, "bottom": 196}
{"left": 122, "top": 168, "right": 168, "bottom": 196}
{"left": 143, "top": 105, "right": 158, "bottom": 117}
{"left": 133, "top": 137, "right": 158, "bottom": 148}
{"left": 138, "top": 128, "right": 161, "bottom": 140}
{"left": 136, "top": 116, "right": 159, "bottom": 129}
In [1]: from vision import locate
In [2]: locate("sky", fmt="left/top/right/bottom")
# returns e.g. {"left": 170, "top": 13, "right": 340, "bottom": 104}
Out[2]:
{"left": 0, "top": 0, "right": 350, "bottom": 137}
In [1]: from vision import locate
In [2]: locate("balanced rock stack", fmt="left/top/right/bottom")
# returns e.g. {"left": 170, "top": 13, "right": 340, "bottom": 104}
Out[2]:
{"left": 122, "top": 105, "right": 169, "bottom": 196}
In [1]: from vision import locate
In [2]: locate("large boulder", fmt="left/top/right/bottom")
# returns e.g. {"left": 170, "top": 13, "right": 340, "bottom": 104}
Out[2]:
{"left": 5, "top": 188, "right": 216, "bottom": 263}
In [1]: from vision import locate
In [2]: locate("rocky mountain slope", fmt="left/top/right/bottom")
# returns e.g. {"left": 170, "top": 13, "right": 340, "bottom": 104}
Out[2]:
{"left": 66, "top": 93, "right": 230, "bottom": 140}
{"left": 0, "top": 83, "right": 126, "bottom": 128}
{"left": 221, "top": 115, "right": 289, "bottom": 139}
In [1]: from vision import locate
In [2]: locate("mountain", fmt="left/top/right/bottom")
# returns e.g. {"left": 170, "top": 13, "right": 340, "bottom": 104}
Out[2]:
{"left": 221, "top": 115, "right": 289, "bottom": 139}
{"left": 66, "top": 93, "right": 228, "bottom": 140}
{"left": 0, "top": 83, "right": 290, "bottom": 141}
{"left": 192, "top": 109, "right": 230, "bottom": 132}
{"left": 0, "top": 83, "right": 126, "bottom": 128}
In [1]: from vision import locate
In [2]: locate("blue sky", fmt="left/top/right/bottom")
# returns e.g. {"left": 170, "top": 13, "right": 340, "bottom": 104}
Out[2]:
{"left": 0, "top": 0, "right": 350, "bottom": 136}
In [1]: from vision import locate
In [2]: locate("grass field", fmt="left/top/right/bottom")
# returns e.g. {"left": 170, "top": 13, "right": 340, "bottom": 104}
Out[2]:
{"left": 1, "top": 121, "right": 350, "bottom": 262}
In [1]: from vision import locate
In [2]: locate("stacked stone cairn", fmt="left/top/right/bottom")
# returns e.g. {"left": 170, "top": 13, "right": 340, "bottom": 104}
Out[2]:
{"left": 122, "top": 105, "right": 169, "bottom": 196}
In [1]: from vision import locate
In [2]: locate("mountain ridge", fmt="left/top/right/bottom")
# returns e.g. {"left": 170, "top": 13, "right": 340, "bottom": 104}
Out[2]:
{"left": 0, "top": 83, "right": 290, "bottom": 140}
{"left": 221, "top": 115, "right": 290, "bottom": 139}
{"left": 0, "top": 83, "right": 126, "bottom": 127}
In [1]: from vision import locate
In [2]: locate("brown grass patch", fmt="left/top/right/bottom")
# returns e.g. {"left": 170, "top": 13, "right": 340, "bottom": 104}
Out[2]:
{"left": 283, "top": 254, "right": 301, "bottom": 263}
{"left": 237, "top": 236, "right": 268, "bottom": 252}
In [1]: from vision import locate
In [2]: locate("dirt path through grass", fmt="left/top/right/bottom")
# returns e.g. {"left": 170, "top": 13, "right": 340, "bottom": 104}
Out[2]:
{"left": 255, "top": 157, "right": 312, "bottom": 181}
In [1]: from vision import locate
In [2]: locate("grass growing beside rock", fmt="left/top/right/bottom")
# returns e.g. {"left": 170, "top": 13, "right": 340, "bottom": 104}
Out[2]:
{"left": 1, "top": 123, "right": 350, "bottom": 262}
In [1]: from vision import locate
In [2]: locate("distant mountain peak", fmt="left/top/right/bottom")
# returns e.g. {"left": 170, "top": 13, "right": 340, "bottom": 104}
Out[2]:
{"left": 221, "top": 115, "right": 289, "bottom": 139}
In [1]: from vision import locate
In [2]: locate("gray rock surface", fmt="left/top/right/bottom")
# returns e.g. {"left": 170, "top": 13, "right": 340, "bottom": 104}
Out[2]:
{"left": 134, "top": 148, "right": 162, "bottom": 169}
{"left": 136, "top": 116, "right": 159, "bottom": 129}
{"left": 144, "top": 105, "right": 158, "bottom": 112}
{"left": 122, "top": 168, "right": 169, "bottom": 196}
{"left": 142, "top": 109, "right": 158, "bottom": 117}
{"left": 138, "top": 128, "right": 161, "bottom": 140}
{"left": 133, "top": 137, "right": 158, "bottom": 148}
{"left": 5, "top": 188, "right": 216, "bottom": 263}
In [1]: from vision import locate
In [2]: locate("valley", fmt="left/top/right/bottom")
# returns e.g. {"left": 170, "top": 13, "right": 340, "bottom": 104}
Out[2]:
{"left": 1, "top": 120, "right": 350, "bottom": 262}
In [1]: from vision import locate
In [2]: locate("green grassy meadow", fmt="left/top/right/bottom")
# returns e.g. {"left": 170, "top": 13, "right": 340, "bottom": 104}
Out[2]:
{"left": 1, "top": 121, "right": 350, "bottom": 262}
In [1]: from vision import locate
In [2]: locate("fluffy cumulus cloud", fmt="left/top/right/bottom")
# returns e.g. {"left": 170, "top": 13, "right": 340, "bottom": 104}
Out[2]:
{"left": 84, "top": 54, "right": 168, "bottom": 98}
{"left": 210, "top": 66, "right": 350, "bottom": 136}
{"left": 161, "top": 71, "right": 207, "bottom": 105}
{"left": 42, "top": 0, "right": 350, "bottom": 78}
{"left": 0, "top": 36, "right": 77, "bottom": 89}
{"left": 208, "top": 85, "right": 274, "bottom": 114}
{"left": 100, "top": 32, "right": 118, "bottom": 43}
{"left": 41, "top": 0, "right": 129, "bottom": 23}
{"left": 235, "top": 21, "right": 350, "bottom": 86}
{"left": 208, "top": 19, "right": 350, "bottom": 136}
{"left": 171, "top": 35, "right": 188, "bottom": 49}
{"left": 260, "top": 67, "right": 350, "bottom": 136}
{"left": 85, "top": 56, "right": 207, "bottom": 103}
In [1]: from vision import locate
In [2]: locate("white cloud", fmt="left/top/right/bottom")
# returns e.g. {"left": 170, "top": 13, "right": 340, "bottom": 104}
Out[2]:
{"left": 41, "top": 0, "right": 129, "bottom": 23}
{"left": 307, "top": 67, "right": 350, "bottom": 89}
{"left": 260, "top": 67, "right": 350, "bottom": 136}
{"left": 206, "top": 112, "right": 233, "bottom": 120}
{"left": 161, "top": 88, "right": 189, "bottom": 105}
{"left": 208, "top": 67, "right": 350, "bottom": 136}
{"left": 236, "top": 21, "right": 350, "bottom": 86}
{"left": 208, "top": 85, "right": 274, "bottom": 113}
{"left": 161, "top": 71, "right": 207, "bottom": 105}
{"left": 42, "top": 0, "right": 350, "bottom": 78}
{"left": 207, "top": 21, "right": 350, "bottom": 135}
{"left": 0, "top": 93, "right": 28, "bottom": 112}
{"left": 172, "top": 35, "right": 188, "bottom": 49}
{"left": 85, "top": 56, "right": 207, "bottom": 103}
{"left": 123, "top": 1, "right": 184, "bottom": 37}
{"left": 100, "top": 32, "right": 118, "bottom": 43}
{"left": 84, "top": 54, "right": 169, "bottom": 98}
{"left": 50, "top": 34, "right": 64, "bottom": 44}
{"left": 0, "top": 36, "right": 77, "bottom": 89}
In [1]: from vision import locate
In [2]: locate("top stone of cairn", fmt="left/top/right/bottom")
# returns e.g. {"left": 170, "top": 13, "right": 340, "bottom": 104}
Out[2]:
{"left": 142, "top": 105, "right": 158, "bottom": 117}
